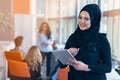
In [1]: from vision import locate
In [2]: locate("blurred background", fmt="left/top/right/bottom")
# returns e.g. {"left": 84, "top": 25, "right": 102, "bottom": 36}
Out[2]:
{"left": 0, "top": 0, "right": 120, "bottom": 80}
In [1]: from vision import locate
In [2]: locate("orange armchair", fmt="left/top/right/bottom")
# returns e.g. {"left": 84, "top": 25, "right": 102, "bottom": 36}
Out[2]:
{"left": 5, "top": 51, "right": 24, "bottom": 61}
{"left": 8, "top": 60, "right": 31, "bottom": 80}
{"left": 58, "top": 66, "right": 69, "bottom": 80}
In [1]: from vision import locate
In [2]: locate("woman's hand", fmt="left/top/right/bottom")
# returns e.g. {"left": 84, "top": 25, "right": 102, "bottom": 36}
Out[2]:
{"left": 68, "top": 48, "right": 79, "bottom": 56}
{"left": 69, "top": 59, "right": 90, "bottom": 71}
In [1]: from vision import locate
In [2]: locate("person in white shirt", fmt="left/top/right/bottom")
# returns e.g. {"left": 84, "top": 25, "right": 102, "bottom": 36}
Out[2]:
{"left": 37, "top": 21, "right": 53, "bottom": 79}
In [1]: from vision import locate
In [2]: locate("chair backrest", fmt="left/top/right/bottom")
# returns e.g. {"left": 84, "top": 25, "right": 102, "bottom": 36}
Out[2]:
{"left": 58, "top": 66, "right": 69, "bottom": 80}
{"left": 8, "top": 60, "right": 30, "bottom": 78}
{"left": 5, "top": 51, "right": 24, "bottom": 61}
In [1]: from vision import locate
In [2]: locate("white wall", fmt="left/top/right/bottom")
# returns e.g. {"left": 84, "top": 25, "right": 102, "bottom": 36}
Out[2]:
{"left": 14, "top": 14, "right": 36, "bottom": 54}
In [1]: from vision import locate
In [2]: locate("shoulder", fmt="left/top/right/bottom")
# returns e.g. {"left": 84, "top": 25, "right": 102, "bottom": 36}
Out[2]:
{"left": 98, "top": 33, "right": 110, "bottom": 47}
{"left": 67, "top": 33, "right": 75, "bottom": 40}
{"left": 10, "top": 49, "right": 14, "bottom": 51}
{"left": 98, "top": 33, "right": 107, "bottom": 41}
{"left": 98, "top": 33, "right": 106, "bottom": 37}
{"left": 66, "top": 33, "right": 76, "bottom": 44}
{"left": 65, "top": 33, "right": 75, "bottom": 49}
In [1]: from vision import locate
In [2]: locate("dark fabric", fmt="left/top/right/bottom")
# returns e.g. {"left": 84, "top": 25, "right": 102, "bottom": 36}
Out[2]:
{"left": 62, "top": 33, "right": 111, "bottom": 80}
{"left": 50, "top": 61, "right": 59, "bottom": 76}
{"left": 41, "top": 52, "right": 52, "bottom": 76}
{"left": 30, "top": 62, "right": 42, "bottom": 80}
{"left": 115, "top": 67, "right": 120, "bottom": 75}
{"left": 59, "top": 4, "right": 111, "bottom": 80}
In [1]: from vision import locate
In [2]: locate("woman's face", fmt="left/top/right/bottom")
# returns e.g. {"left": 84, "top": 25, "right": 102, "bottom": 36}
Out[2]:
{"left": 78, "top": 11, "right": 91, "bottom": 30}
{"left": 41, "top": 23, "right": 47, "bottom": 32}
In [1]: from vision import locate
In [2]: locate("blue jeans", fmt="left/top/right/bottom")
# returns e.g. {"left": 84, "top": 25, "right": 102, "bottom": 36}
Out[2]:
{"left": 41, "top": 52, "right": 52, "bottom": 76}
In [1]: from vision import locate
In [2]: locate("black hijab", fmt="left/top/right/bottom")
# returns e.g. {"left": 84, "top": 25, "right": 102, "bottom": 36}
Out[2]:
{"left": 66, "top": 4, "right": 101, "bottom": 48}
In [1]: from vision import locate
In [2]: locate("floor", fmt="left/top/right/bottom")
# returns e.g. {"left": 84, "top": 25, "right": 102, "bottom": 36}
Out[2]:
{"left": 41, "top": 59, "right": 53, "bottom": 80}
{"left": 41, "top": 59, "right": 48, "bottom": 80}
{"left": 106, "top": 69, "right": 120, "bottom": 80}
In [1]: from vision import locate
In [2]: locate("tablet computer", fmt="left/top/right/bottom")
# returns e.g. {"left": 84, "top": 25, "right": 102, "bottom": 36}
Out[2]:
{"left": 52, "top": 49, "right": 77, "bottom": 65}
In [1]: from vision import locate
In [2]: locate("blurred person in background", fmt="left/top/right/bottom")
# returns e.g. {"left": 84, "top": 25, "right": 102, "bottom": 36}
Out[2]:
{"left": 10, "top": 36, "right": 25, "bottom": 57}
{"left": 25, "top": 46, "right": 43, "bottom": 80}
{"left": 37, "top": 21, "right": 54, "bottom": 79}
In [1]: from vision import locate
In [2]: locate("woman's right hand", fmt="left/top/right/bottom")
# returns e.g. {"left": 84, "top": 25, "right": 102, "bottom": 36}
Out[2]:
{"left": 68, "top": 48, "right": 79, "bottom": 56}
{"left": 69, "top": 59, "right": 90, "bottom": 71}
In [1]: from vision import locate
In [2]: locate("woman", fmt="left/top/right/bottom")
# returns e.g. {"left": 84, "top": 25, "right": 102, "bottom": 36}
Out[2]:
{"left": 25, "top": 46, "right": 42, "bottom": 80}
{"left": 59, "top": 4, "right": 111, "bottom": 80}
{"left": 38, "top": 21, "right": 53, "bottom": 79}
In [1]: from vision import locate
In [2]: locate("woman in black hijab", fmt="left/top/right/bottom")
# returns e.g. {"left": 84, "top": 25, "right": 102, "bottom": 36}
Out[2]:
{"left": 59, "top": 4, "right": 111, "bottom": 80}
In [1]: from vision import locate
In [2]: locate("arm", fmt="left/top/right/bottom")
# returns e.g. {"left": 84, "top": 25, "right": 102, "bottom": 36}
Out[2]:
{"left": 88, "top": 35, "right": 112, "bottom": 74}
{"left": 39, "top": 33, "right": 51, "bottom": 46}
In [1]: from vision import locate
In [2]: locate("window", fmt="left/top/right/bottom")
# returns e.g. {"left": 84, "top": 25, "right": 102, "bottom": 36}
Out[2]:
{"left": 37, "top": 0, "right": 45, "bottom": 17}
{"left": 108, "top": 0, "right": 114, "bottom": 11}
{"left": 87, "top": 0, "right": 98, "bottom": 4}
{"left": 47, "top": 0, "right": 59, "bottom": 18}
{"left": 48, "top": 19, "right": 59, "bottom": 41}
{"left": 100, "top": 17, "right": 107, "bottom": 33}
{"left": 61, "top": 19, "right": 75, "bottom": 43}
{"left": 112, "top": 16, "right": 119, "bottom": 60}
{"left": 101, "top": 0, "right": 108, "bottom": 12}
{"left": 114, "top": 0, "right": 120, "bottom": 10}
{"left": 101, "top": 0, "right": 120, "bottom": 62}
{"left": 61, "top": 0, "right": 76, "bottom": 17}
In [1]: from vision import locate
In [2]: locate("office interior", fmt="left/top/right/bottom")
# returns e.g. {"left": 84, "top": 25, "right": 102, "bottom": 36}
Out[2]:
{"left": 0, "top": 0, "right": 120, "bottom": 80}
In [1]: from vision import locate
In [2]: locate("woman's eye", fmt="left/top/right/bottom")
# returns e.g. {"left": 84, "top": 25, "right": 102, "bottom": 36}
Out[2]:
{"left": 85, "top": 17, "right": 89, "bottom": 21}
{"left": 78, "top": 16, "right": 82, "bottom": 19}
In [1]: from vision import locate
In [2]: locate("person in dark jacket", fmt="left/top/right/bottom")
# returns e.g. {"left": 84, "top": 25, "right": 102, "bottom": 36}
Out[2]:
{"left": 59, "top": 4, "right": 112, "bottom": 80}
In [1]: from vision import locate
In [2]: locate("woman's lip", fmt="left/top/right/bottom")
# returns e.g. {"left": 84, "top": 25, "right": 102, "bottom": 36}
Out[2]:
{"left": 79, "top": 24, "right": 85, "bottom": 28}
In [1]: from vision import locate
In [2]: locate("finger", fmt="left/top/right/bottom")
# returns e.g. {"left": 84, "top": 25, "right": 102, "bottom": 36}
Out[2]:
{"left": 69, "top": 61, "right": 73, "bottom": 66}
{"left": 68, "top": 49, "right": 72, "bottom": 53}
{"left": 68, "top": 49, "right": 71, "bottom": 52}
{"left": 69, "top": 59, "right": 75, "bottom": 66}
{"left": 69, "top": 58, "right": 74, "bottom": 62}
{"left": 70, "top": 59, "right": 78, "bottom": 64}
{"left": 77, "top": 48, "right": 80, "bottom": 51}
{"left": 74, "top": 61, "right": 79, "bottom": 65}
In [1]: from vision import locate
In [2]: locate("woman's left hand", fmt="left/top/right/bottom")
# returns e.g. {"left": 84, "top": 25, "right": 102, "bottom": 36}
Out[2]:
{"left": 68, "top": 48, "right": 79, "bottom": 56}
{"left": 69, "top": 59, "right": 90, "bottom": 71}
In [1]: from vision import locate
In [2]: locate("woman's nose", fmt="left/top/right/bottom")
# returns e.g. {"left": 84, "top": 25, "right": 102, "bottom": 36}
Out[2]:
{"left": 78, "top": 18, "right": 85, "bottom": 24}
{"left": 81, "top": 19, "right": 85, "bottom": 23}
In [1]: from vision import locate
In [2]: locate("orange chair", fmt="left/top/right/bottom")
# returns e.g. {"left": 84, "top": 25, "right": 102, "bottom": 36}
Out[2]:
{"left": 5, "top": 51, "right": 24, "bottom": 61}
{"left": 58, "top": 66, "right": 69, "bottom": 80}
{"left": 8, "top": 60, "right": 31, "bottom": 80}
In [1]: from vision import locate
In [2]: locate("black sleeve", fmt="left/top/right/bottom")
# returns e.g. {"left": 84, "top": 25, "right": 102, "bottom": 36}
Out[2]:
{"left": 88, "top": 34, "right": 112, "bottom": 74}
{"left": 59, "top": 34, "right": 75, "bottom": 68}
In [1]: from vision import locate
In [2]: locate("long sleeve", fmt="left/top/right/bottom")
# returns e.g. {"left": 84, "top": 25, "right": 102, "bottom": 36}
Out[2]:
{"left": 39, "top": 33, "right": 51, "bottom": 44}
{"left": 38, "top": 33, "right": 53, "bottom": 52}
{"left": 88, "top": 35, "right": 112, "bottom": 74}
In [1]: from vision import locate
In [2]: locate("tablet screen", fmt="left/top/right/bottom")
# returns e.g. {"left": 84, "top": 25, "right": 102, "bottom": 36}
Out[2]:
{"left": 52, "top": 49, "right": 76, "bottom": 65}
